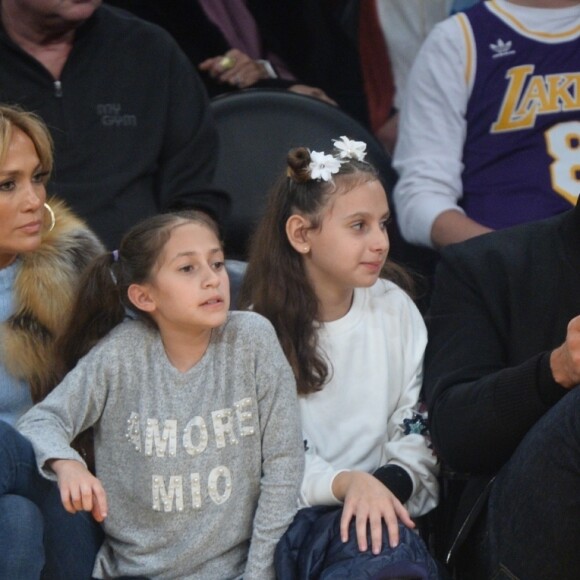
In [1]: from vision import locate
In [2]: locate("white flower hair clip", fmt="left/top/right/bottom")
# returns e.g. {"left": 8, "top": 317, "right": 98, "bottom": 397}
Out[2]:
{"left": 333, "top": 136, "right": 367, "bottom": 161}
{"left": 308, "top": 150, "right": 342, "bottom": 182}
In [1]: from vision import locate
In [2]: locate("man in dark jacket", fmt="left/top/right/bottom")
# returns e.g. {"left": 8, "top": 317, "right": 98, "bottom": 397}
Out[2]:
{"left": 425, "top": 201, "right": 580, "bottom": 579}
{"left": 0, "top": 0, "right": 229, "bottom": 249}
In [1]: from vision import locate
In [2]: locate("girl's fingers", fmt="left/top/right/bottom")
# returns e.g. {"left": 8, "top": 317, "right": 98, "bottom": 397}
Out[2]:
{"left": 80, "top": 482, "right": 95, "bottom": 512}
{"left": 67, "top": 484, "right": 88, "bottom": 512}
{"left": 394, "top": 501, "right": 415, "bottom": 529}
{"left": 384, "top": 508, "right": 400, "bottom": 548}
{"left": 369, "top": 512, "right": 384, "bottom": 554}
{"left": 355, "top": 511, "right": 370, "bottom": 552}
{"left": 91, "top": 487, "right": 108, "bottom": 522}
{"left": 340, "top": 506, "right": 354, "bottom": 543}
{"left": 60, "top": 488, "right": 76, "bottom": 514}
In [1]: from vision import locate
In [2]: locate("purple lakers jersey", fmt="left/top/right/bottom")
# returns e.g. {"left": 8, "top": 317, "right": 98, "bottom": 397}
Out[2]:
{"left": 459, "top": 0, "right": 580, "bottom": 229}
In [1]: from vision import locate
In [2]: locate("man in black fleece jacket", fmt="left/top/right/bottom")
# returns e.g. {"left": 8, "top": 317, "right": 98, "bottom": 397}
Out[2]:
{"left": 425, "top": 200, "right": 580, "bottom": 579}
{"left": 0, "top": 0, "right": 229, "bottom": 249}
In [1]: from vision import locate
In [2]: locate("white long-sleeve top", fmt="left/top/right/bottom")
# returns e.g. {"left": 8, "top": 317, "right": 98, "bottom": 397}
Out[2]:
{"left": 392, "top": 0, "right": 580, "bottom": 247}
{"left": 298, "top": 279, "right": 439, "bottom": 517}
{"left": 376, "top": 0, "right": 453, "bottom": 109}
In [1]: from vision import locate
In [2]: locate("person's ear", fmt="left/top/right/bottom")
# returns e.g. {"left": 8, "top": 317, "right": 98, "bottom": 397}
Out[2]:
{"left": 286, "top": 214, "right": 312, "bottom": 255}
{"left": 127, "top": 283, "right": 156, "bottom": 313}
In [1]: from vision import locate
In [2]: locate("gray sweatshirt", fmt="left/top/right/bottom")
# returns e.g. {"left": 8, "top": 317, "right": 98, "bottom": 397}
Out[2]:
{"left": 17, "top": 312, "right": 304, "bottom": 579}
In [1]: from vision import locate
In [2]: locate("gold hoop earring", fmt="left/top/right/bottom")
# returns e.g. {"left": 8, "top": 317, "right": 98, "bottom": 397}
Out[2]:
{"left": 44, "top": 203, "right": 55, "bottom": 232}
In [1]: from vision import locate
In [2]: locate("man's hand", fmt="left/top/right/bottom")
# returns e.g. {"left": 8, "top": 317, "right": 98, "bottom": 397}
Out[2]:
{"left": 289, "top": 84, "right": 337, "bottom": 106}
{"left": 199, "top": 49, "right": 269, "bottom": 88}
{"left": 550, "top": 315, "right": 580, "bottom": 389}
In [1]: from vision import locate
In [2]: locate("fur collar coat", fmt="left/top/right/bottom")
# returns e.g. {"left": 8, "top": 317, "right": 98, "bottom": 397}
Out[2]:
{"left": 1, "top": 198, "right": 104, "bottom": 403}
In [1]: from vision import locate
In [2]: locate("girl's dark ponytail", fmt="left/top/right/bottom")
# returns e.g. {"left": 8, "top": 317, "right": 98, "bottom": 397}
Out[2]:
{"left": 57, "top": 252, "right": 126, "bottom": 376}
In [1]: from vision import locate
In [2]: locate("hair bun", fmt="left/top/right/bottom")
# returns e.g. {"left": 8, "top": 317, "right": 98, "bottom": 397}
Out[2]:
{"left": 287, "top": 147, "right": 312, "bottom": 183}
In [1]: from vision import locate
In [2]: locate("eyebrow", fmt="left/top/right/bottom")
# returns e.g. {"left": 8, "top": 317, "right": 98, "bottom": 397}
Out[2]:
{"left": 344, "top": 210, "right": 391, "bottom": 220}
{"left": 0, "top": 169, "right": 22, "bottom": 178}
{"left": 169, "top": 247, "right": 223, "bottom": 263}
{"left": 0, "top": 164, "right": 45, "bottom": 178}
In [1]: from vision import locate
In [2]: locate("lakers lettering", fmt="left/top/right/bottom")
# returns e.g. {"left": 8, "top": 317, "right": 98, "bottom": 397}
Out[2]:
{"left": 492, "top": 65, "right": 580, "bottom": 133}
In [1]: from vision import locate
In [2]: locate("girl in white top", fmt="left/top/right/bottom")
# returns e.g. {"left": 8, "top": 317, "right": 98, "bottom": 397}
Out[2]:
{"left": 239, "top": 137, "right": 439, "bottom": 559}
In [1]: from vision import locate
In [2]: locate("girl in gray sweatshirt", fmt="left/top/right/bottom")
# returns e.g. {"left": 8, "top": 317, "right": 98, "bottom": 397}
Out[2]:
{"left": 17, "top": 210, "right": 304, "bottom": 579}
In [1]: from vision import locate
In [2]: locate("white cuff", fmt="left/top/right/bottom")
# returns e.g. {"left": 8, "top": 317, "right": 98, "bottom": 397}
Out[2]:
{"left": 257, "top": 59, "right": 278, "bottom": 79}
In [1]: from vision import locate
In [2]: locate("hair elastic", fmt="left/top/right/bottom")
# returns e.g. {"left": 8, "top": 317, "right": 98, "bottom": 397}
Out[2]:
{"left": 110, "top": 250, "right": 119, "bottom": 285}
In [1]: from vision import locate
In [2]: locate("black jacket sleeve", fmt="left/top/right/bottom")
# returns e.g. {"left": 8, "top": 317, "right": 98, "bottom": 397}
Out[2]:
{"left": 424, "top": 237, "right": 568, "bottom": 475}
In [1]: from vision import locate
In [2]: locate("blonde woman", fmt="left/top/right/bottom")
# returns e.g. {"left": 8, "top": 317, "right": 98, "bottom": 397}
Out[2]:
{"left": 0, "top": 104, "right": 104, "bottom": 579}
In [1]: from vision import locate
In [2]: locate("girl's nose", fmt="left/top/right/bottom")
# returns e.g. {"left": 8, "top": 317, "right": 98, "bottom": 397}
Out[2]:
{"left": 202, "top": 264, "right": 221, "bottom": 287}
{"left": 371, "top": 226, "right": 389, "bottom": 253}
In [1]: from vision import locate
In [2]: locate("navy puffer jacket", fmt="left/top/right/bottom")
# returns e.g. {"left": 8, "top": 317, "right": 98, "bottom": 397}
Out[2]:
{"left": 275, "top": 506, "right": 444, "bottom": 579}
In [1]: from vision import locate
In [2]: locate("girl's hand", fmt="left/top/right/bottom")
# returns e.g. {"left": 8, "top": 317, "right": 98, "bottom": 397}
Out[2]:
{"left": 332, "top": 471, "right": 415, "bottom": 554}
{"left": 49, "top": 459, "right": 108, "bottom": 522}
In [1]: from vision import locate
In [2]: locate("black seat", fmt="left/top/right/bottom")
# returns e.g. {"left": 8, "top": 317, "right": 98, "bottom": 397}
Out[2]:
{"left": 210, "top": 89, "right": 438, "bottom": 306}
{"left": 210, "top": 89, "right": 399, "bottom": 257}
